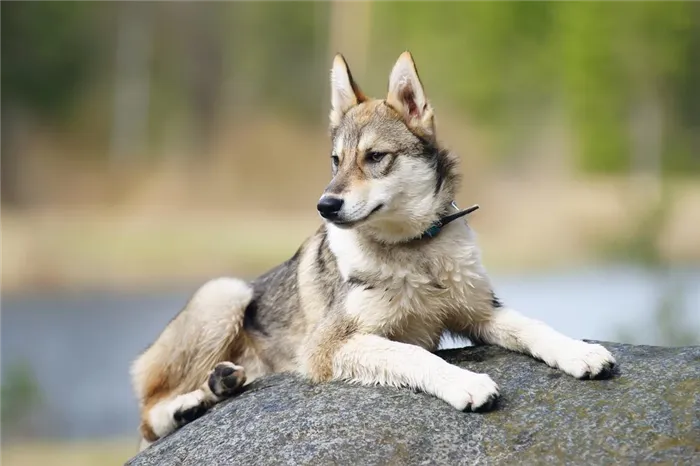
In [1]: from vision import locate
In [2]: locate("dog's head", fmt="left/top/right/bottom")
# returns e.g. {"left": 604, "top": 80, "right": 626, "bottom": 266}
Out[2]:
{"left": 317, "top": 52, "right": 460, "bottom": 243}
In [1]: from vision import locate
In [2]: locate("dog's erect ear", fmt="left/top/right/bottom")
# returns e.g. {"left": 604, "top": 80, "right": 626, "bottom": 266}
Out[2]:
{"left": 330, "top": 53, "right": 366, "bottom": 128}
{"left": 386, "top": 51, "right": 435, "bottom": 141}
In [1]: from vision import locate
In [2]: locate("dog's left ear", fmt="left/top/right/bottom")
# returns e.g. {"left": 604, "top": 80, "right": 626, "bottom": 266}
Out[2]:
{"left": 386, "top": 51, "right": 435, "bottom": 141}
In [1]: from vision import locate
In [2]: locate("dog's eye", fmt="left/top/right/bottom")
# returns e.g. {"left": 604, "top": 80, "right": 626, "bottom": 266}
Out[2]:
{"left": 331, "top": 155, "right": 339, "bottom": 167}
{"left": 366, "top": 151, "right": 388, "bottom": 163}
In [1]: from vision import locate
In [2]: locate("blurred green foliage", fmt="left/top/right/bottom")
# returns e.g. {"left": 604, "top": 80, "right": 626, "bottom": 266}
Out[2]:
{"left": 371, "top": 2, "right": 699, "bottom": 173}
{"left": 1, "top": 360, "right": 41, "bottom": 436}
{"left": 226, "top": 2, "right": 330, "bottom": 120}
{"left": 1, "top": 1, "right": 698, "bottom": 172}
{"left": 1, "top": 2, "right": 97, "bottom": 117}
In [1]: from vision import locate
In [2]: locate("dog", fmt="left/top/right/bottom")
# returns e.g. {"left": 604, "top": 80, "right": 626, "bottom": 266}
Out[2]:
{"left": 131, "top": 51, "right": 616, "bottom": 451}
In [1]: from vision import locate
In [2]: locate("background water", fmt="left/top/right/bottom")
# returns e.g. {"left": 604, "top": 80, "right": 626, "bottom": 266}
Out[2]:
{"left": 2, "top": 265, "right": 699, "bottom": 441}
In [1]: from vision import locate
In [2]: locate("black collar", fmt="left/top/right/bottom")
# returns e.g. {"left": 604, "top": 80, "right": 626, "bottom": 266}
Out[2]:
{"left": 416, "top": 202, "right": 480, "bottom": 240}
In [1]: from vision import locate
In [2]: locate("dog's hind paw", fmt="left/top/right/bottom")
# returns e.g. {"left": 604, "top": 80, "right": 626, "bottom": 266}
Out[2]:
{"left": 208, "top": 361, "right": 247, "bottom": 398}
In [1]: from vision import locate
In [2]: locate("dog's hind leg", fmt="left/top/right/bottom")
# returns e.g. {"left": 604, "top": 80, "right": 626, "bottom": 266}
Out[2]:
{"left": 130, "top": 278, "right": 254, "bottom": 450}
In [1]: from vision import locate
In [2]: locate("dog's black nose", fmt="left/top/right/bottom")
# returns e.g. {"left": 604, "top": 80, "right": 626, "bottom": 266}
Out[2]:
{"left": 317, "top": 196, "right": 344, "bottom": 219}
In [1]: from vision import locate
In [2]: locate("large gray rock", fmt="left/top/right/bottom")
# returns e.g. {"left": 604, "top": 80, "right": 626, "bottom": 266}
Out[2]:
{"left": 127, "top": 341, "right": 700, "bottom": 465}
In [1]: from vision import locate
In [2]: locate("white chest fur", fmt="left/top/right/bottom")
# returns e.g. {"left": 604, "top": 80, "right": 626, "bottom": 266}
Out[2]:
{"left": 327, "top": 222, "right": 494, "bottom": 349}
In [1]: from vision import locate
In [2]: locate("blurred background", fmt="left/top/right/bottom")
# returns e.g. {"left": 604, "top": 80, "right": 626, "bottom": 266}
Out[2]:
{"left": 2, "top": 1, "right": 699, "bottom": 464}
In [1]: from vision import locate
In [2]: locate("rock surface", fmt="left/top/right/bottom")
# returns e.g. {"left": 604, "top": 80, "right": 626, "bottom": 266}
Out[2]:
{"left": 127, "top": 341, "right": 700, "bottom": 465}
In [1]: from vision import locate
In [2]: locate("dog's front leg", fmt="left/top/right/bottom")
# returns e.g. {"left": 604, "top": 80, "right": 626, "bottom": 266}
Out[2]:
{"left": 331, "top": 333, "right": 499, "bottom": 411}
{"left": 473, "top": 305, "right": 616, "bottom": 379}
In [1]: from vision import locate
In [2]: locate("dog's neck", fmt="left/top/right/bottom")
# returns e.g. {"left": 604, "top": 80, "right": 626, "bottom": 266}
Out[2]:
{"left": 414, "top": 202, "right": 479, "bottom": 241}
{"left": 352, "top": 197, "right": 473, "bottom": 246}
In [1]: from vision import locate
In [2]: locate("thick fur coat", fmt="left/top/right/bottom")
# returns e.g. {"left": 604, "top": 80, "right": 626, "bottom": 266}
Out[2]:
{"left": 131, "top": 52, "right": 616, "bottom": 452}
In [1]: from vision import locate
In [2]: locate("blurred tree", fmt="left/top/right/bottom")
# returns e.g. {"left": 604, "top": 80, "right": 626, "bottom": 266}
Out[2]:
{"left": 668, "top": 2, "right": 700, "bottom": 172}
{"left": 1, "top": 2, "right": 96, "bottom": 205}
{"left": 183, "top": 4, "right": 224, "bottom": 158}
{"left": 224, "top": 2, "right": 329, "bottom": 121}
{"left": 149, "top": 2, "right": 226, "bottom": 163}
{"left": 109, "top": 2, "right": 153, "bottom": 166}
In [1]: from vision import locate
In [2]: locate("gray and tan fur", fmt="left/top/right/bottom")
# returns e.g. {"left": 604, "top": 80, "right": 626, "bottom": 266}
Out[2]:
{"left": 131, "top": 52, "right": 616, "bottom": 451}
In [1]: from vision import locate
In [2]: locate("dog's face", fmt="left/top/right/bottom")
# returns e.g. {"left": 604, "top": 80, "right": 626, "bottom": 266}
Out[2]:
{"left": 317, "top": 52, "right": 457, "bottom": 242}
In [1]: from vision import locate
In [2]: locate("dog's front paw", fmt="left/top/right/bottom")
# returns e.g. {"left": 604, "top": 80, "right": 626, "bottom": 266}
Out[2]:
{"left": 442, "top": 371, "right": 500, "bottom": 412}
{"left": 555, "top": 341, "right": 616, "bottom": 380}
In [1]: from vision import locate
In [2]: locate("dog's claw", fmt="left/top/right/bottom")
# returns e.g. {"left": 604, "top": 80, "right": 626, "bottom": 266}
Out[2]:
{"left": 465, "top": 392, "right": 500, "bottom": 413}
{"left": 582, "top": 361, "right": 616, "bottom": 380}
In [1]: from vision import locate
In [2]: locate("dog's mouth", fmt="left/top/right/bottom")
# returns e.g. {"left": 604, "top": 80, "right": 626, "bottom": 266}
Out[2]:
{"left": 330, "top": 203, "right": 384, "bottom": 229}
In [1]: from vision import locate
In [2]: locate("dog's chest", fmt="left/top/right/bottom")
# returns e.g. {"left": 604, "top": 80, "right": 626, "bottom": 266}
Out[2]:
{"left": 330, "top": 228, "right": 492, "bottom": 347}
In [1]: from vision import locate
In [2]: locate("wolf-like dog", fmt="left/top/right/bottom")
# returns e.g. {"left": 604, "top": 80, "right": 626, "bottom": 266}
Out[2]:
{"left": 131, "top": 52, "right": 616, "bottom": 451}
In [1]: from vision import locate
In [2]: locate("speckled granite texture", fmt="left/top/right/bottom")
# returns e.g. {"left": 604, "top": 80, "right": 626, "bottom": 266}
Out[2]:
{"left": 126, "top": 341, "right": 700, "bottom": 465}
